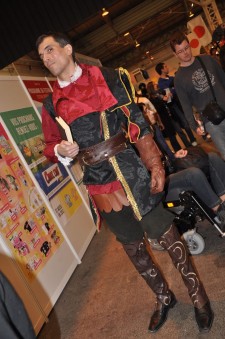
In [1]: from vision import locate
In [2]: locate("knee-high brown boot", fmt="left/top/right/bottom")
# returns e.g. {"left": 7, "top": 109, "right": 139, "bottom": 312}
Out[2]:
{"left": 158, "top": 224, "right": 214, "bottom": 333}
{"left": 122, "top": 239, "right": 177, "bottom": 333}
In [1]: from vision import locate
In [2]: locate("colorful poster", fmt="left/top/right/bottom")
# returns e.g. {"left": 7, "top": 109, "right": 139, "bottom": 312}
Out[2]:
{"left": 0, "top": 107, "right": 69, "bottom": 197}
{"left": 50, "top": 181, "right": 82, "bottom": 226}
{"left": 22, "top": 80, "right": 52, "bottom": 103}
{"left": 22, "top": 79, "right": 52, "bottom": 115}
{"left": 0, "top": 124, "right": 64, "bottom": 280}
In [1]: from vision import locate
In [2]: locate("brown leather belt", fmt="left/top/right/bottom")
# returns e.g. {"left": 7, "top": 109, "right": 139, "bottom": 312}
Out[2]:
{"left": 77, "top": 132, "right": 127, "bottom": 166}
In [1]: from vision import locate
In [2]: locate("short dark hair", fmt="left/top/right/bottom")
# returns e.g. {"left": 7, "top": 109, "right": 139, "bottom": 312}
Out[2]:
{"left": 169, "top": 31, "right": 189, "bottom": 52}
{"left": 138, "top": 82, "right": 146, "bottom": 90}
{"left": 36, "top": 32, "right": 76, "bottom": 61}
{"left": 155, "top": 63, "right": 165, "bottom": 75}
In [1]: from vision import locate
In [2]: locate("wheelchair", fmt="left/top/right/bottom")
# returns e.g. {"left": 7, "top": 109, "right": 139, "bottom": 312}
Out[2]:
{"left": 163, "top": 189, "right": 225, "bottom": 255}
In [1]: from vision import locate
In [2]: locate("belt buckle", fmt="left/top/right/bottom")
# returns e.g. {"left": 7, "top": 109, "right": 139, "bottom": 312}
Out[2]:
{"left": 82, "top": 156, "right": 90, "bottom": 166}
{"left": 82, "top": 150, "right": 91, "bottom": 165}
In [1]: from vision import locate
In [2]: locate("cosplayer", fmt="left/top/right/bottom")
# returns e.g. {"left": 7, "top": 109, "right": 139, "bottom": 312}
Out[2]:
{"left": 36, "top": 32, "right": 213, "bottom": 333}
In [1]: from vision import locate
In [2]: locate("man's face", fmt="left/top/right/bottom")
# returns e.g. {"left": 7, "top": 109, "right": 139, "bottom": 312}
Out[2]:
{"left": 174, "top": 40, "right": 193, "bottom": 64}
{"left": 38, "top": 36, "right": 72, "bottom": 77}
{"left": 162, "top": 64, "right": 169, "bottom": 75}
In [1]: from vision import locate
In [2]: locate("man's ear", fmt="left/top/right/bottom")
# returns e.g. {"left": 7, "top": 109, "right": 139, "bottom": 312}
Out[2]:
{"left": 65, "top": 44, "right": 73, "bottom": 56}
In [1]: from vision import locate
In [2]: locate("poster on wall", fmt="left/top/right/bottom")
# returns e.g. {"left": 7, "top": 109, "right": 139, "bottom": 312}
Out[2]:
{"left": 0, "top": 123, "right": 64, "bottom": 280}
{"left": 50, "top": 180, "right": 82, "bottom": 227}
{"left": 22, "top": 79, "right": 52, "bottom": 115}
{"left": 0, "top": 107, "right": 70, "bottom": 198}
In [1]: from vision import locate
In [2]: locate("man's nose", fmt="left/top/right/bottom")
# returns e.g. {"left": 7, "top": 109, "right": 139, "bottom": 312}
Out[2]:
{"left": 42, "top": 52, "right": 50, "bottom": 63}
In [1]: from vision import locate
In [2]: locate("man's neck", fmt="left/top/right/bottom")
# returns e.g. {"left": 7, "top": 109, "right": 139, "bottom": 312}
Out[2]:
{"left": 57, "top": 63, "right": 82, "bottom": 88}
{"left": 58, "top": 62, "right": 77, "bottom": 82}
{"left": 180, "top": 56, "right": 195, "bottom": 67}
{"left": 160, "top": 73, "right": 168, "bottom": 79}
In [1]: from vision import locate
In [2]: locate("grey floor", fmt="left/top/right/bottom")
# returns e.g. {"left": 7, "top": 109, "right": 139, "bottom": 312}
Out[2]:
{"left": 37, "top": 137, "right": 225, "bottom": 339}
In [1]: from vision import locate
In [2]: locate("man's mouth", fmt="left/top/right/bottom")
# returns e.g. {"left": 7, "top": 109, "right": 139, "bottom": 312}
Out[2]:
{"left": 47, "top": 62, "right": 55, "bottom": 69}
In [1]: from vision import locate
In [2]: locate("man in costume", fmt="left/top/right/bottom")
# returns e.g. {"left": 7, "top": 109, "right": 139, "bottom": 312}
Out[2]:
{"left": 36, "top": 32, "right": 213, "bottom": 333}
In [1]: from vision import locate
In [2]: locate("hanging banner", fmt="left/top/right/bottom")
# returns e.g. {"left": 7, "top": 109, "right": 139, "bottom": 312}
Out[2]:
{"left": 187, "top": 15, "right": 212, "bottom": 47}
{"left": 0, "top": 123, "right": 64, "bottom": 280}
{"left": 187, "top": 32, "right": 201, "bottom": 56}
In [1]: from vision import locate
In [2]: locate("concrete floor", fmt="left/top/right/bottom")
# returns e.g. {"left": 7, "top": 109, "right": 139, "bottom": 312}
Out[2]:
{"left": 37, "top": 136, "right": 225, "bottom": 339}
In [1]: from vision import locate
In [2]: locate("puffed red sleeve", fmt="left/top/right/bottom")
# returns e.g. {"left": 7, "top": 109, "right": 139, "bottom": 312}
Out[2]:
{"left": 41, "top": 106, "right": 62, "bottom": 163}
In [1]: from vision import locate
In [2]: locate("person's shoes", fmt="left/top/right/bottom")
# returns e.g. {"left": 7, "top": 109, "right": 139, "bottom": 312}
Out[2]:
{"left": 148, "top": 291, "right": 177, "bottom": 333}
{"left": 216, "top": 201, "right": 225, "bottom": 231}
{"left": 194, "top": 301, "right": 214, "bottom": 333}
{"left": 191, "top": 141, "right": 198, "bottom": 146}
{"left": 147, "top": 238, "right": 165, "bottom": 251}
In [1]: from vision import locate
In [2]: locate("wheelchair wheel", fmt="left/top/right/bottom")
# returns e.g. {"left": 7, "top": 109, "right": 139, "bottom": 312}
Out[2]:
{"left": 182, "top": 230, "right": 205, "bottom": 255}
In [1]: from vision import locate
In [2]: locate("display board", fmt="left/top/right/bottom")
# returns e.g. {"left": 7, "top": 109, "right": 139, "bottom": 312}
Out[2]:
{"left": 20, "top": 75, "right": 96, "bottom": 258}
{"left": 0, "top": 76, "right": 80, "bottom": 334}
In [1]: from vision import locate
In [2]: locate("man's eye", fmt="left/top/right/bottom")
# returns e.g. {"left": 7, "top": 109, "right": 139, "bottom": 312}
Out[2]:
{"left": 47, "top": 47, "right": 53, "bottom": 53}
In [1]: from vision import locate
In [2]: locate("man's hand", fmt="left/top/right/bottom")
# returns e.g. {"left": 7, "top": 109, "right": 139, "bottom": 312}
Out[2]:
{"left": 57, "top": 140, "right": 79, "bottom": 158}
{"left": 135, "top": 134, "right": 165, "bottom": 195}
{"left": 174, "top": 149, "right": 188, "bottom": 158}
{"left": 196, "top": 126, "right": 206, "bottom": 136}
{"left": 150, "top": 167, "right": 165, "bottom": 194}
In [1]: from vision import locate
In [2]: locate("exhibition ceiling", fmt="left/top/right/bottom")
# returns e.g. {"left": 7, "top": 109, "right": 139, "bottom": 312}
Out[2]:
{"left": 0, "top": 0, "right": 224, "bottom": 70}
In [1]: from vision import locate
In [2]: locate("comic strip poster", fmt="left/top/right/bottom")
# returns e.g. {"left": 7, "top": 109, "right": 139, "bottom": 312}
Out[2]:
{"left": 0, "top": 123, "right": 64, "bottom": 280}
{"left": 0, "top": 107, "right": 70, "bottom": 198}
{"left": 50, "top": 181, "right": 82, "bottom": 226}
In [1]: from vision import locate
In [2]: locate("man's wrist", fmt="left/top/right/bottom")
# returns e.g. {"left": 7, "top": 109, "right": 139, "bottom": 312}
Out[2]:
{"left": 54, "top": 144, "right": 73, "bottom": 165}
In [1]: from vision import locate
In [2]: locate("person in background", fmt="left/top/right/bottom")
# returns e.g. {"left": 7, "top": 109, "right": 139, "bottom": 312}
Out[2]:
{"left": 212, "top": 22, "right": 225, "bottom": 46}
{"left": 155, "top": 62, "right": 197, "bottom": 147}
{"left": 138, "top": 82, "right": 149, "bottom": 98}
{"left": 134, "top": 90, "right": 156, "bottom": 112}
{"left": 36, "top": 32, "right": 213, "bottom": 333}
{"left": 147, "top": 81, "right": 186, "bottom": 152}
{"left": 210, "top": 47, "right": 221, "bottom": 65}
{"left": 137, "top": 101, "right": 175, "bottom": 162}
{"left": 219, "top": 44, "right": 225, "bottom": 72}
{"left": 138, "top": 102, "right": 225, "bottom": 228}
{"left": 170, "top": 30, "right": 225, "bottom": 160}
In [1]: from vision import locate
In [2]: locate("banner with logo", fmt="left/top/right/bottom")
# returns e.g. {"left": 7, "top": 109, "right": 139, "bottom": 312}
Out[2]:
{"left": 22, "top": 79, "right": 52, "bottom": 115}
{"left": 187, "top": 15, "right": 212, "bottom": 51}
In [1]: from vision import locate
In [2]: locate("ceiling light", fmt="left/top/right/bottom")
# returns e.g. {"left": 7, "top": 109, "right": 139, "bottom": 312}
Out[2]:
{"left": 102, "top": 8, "right": 109, "bottom": 17}
{"left": 135, "top": 40, "right": 140, "bottom": 47}
{"left": 189, "top": 10, "right": 194, "bottom": 18}
{"left": 124, "top": 32, "right": 130, "bottom": 37}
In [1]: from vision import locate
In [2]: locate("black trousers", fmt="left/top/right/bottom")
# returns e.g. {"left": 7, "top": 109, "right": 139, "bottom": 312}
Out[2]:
{"left": 0, "top": 271, "right": 36, "bottom": 339}
{"left": 100, "top": 202, "right": 174, "bottom": 243}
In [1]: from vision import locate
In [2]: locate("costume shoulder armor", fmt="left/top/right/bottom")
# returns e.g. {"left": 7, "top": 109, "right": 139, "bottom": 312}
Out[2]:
{"left": 100, "top": 66, "right": 135, "bottom": 102}
{"left": 118, "top": 67, "right": 135, "bottom": 100}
